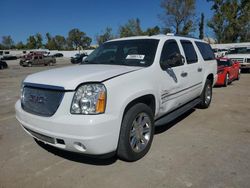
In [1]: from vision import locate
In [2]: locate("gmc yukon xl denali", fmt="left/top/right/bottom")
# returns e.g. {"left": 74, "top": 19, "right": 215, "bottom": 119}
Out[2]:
{"left": 15, "top": 35, "right": 217, "bottom": 161}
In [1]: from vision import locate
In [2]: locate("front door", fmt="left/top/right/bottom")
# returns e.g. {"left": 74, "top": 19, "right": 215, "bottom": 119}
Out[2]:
{"left": 157, "top": 39, "right": 190, "bottom": 117}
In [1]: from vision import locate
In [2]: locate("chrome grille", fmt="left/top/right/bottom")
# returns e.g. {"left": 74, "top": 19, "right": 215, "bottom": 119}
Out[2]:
{"left": 21, "top": 85, "right": 64, "bottom": 117}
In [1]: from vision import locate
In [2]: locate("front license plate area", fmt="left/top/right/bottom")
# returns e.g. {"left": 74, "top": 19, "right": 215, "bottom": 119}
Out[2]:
{"left": 25, "top": 127, "right": 55, "bottom": 144}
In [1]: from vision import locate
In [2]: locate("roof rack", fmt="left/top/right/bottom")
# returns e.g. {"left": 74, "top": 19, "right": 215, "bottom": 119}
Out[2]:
{"left": 166, "top": 33, "right": 175, "bottom": 36}
{"left": 153, "top": 33, "right": 200, "bottom": 40}
{"left": 173, "top": 34, "right": 200, "bottom": 40}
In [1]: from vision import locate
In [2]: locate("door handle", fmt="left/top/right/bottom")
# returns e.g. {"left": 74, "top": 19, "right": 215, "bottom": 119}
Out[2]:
{"left": 198, "top": 67, "right": 202, "bottom": 72}
{"left": 181, "top": 72, "right": 188, "bottom": 77}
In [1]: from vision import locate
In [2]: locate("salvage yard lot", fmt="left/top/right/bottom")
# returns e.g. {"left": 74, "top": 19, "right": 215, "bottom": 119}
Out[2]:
{"left": 0, "top": 59, "right": 250, "bottom": 188}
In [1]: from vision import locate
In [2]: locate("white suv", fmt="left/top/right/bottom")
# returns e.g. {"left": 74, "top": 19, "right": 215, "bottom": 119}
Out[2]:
{"left": 15, "top": 35, "right": 217, "bottom": 161}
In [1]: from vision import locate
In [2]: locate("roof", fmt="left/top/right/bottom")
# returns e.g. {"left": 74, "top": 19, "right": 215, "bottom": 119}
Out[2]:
{"left": 108, "top": 34, "right": 206, "bottom": 43}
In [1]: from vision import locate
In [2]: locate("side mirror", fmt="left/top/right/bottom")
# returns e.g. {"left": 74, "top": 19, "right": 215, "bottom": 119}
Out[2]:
{"left": 82, "top": 56, "right": 88, "bottom": 63}
{"left": 160, "top": 61, "right": 171, "bottom": 70}
{"left": 160, "top": 53, "right": 185, "bottom": 70}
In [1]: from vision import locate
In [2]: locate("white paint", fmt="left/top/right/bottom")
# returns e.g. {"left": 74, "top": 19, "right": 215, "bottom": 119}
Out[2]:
{"left": 15, "top": 35, "right": 217, "bottom": 157}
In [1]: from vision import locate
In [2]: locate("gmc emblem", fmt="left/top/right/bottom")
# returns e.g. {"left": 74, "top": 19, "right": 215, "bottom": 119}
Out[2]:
{"left": 28, "top": 94, "right": 47, "bottom": 104}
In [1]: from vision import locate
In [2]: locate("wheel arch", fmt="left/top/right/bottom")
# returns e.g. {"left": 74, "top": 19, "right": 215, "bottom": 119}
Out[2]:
{"left": 206, "top": 73, "right": 214, "bottom": 85}
{"left": 122, "top": 94, "right": 156, "bottom": 121}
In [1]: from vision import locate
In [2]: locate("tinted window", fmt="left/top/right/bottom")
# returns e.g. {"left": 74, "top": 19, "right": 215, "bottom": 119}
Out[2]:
{"left": 195, "top": 41, "right": 215, "bottom": 61}
{"left": 181, "top": 40, "right": 197, "bottom": 64}
{"left": 160, "top": 40, "right": 182, "bottom": 68}
{"left": 34, "top": 56, "right": 38, "bottom": 60}
{"left": 83, "top": 39, "right": 159, "bottom": 67}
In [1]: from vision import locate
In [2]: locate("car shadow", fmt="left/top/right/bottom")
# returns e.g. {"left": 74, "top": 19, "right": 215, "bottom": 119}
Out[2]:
{"left": 154, "top": 109, "right": 195, "bottom": 135}
{"left": 35, "top": 139, "right": 117, "bottom": 166}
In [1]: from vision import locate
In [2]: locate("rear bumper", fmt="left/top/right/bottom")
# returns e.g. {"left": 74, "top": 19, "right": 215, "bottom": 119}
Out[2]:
{"left": 15, "top": 100, "right": 121, "bottom": 155}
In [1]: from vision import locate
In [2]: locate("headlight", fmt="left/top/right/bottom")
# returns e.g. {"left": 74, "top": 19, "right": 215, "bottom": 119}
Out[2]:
{"left": 20, "top": 81, "right": 25, "bottom": 100}
{"left": 71, "top": 83, "right": 106, "bottom": 114}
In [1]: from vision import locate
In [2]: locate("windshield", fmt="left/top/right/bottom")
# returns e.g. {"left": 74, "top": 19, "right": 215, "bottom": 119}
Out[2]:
{"left": 217, "top": 59, "right": 231, "bottom": 66}
{"left": 82, "top": 39, "right": 159, "bottom": 67}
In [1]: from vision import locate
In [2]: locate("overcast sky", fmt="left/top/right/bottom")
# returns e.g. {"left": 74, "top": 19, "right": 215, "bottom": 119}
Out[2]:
{"left": 0, "top": 0, "right": 214, "bottom": 44}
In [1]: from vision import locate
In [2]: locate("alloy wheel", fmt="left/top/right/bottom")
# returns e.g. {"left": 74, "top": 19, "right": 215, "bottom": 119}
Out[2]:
{"left": 129, "top": 112, "right": 152, "bottom": 153}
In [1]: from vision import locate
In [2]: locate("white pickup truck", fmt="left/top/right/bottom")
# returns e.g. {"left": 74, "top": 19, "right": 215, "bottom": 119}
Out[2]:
{"left": 15, "top": 34, "right": 217, "bottom": 161}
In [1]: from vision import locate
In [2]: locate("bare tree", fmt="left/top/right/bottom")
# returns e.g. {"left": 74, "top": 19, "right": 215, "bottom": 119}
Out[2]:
{"left": 96, "top": 27, "right": 114, "bottom": 45}
{"left": 119, "top": 18, "right": 143, "bottom": 37}
{"left": 2, "top": 36, "right": 14, "bottom": 49}
{"left": 160, "top": 0, "right": 196, "bottom": 35}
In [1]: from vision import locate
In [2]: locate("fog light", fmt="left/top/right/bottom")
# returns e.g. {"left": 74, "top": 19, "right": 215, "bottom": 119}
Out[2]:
{"left": 73, "top": 142, "right": 86, "bottom": 152}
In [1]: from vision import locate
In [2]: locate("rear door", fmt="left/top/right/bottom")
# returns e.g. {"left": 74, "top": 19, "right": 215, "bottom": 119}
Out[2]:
{"left": 38, "top": 55, "right": 43, "bottom": 65}
{"left": 180, "top": 40, "right": 203, "bottom": 100}
{"left": 33, "top": 56, "right": 39, "bottom": 65}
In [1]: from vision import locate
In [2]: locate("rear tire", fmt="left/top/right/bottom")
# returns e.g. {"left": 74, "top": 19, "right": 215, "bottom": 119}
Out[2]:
{"left": 117, "top": 103, "right": 154, "bottom": 162}
{"left": 198, "top": 79, "right": 212, "bottom": 109}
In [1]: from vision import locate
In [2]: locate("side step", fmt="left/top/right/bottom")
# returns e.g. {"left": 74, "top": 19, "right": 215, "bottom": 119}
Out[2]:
{"left": 155, "top": 98, "right": 202, "bottom": 127}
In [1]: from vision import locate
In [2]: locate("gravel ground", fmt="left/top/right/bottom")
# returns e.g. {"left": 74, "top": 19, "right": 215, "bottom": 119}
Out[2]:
{"left": 0, "top": 59, "right": 250, "bottom": 188}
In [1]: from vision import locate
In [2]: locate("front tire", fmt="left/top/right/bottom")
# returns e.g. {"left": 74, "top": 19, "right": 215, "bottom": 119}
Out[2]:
{"left": 117, "top": 103, "right": 154, "bottom": 162}
{"left": 236, "top": 69, "right": 240, "bottom": 80}
{"left": 224, "top": 73, "right": 229, "bottom": 87}
{"left": 198, "top": 79, "right": 212, "bottom": 109}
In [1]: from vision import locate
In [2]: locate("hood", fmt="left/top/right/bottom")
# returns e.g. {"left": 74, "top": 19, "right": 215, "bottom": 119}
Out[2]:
{"left": 24, "top": 64, "right": 142, "bottom": 90}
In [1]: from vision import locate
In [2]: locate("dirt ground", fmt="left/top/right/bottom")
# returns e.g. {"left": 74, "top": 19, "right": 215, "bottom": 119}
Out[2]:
{"left": 0, "top": 59, "right": 250, "bottom": 188}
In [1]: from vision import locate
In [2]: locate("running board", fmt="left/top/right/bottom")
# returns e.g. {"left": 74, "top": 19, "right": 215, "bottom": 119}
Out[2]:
{"left": 155, "top": 98, "right": 202, "bottom": 127}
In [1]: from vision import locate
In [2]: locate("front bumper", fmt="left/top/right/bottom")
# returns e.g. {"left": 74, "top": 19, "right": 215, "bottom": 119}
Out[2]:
{"left": 20, "top": 60, "right": 28, "bottom": 66}
{"left": 15, "top": 99, "right": 121, "bottom": 155}
{"left": 215, "top": 72, "right": 226, "bottom": 86}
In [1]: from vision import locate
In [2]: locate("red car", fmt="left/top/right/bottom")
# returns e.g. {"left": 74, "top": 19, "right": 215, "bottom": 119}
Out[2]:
{"left": 216, "top": 58, "right": 240, "bottom": 87}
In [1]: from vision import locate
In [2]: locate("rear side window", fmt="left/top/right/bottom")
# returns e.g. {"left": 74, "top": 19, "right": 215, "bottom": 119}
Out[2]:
{"left": 195, "top": 41, "right": 215, "bottom": 61}
{"left": 181, "top": 40, "right": 197, "bottom": 64}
